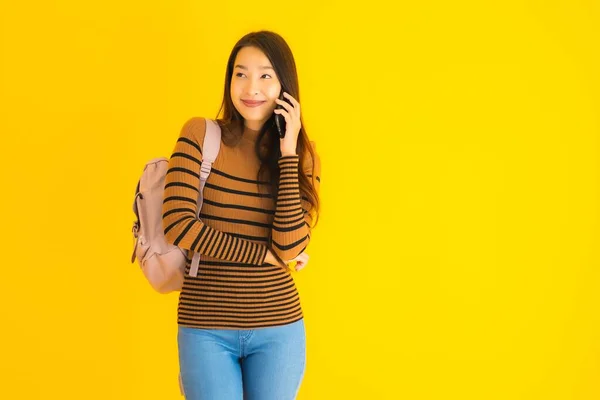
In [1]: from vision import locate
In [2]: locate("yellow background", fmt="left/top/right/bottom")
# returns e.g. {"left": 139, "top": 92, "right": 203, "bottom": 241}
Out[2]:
{"left": 1, "top": 1, "right": 599, "bottom": 399}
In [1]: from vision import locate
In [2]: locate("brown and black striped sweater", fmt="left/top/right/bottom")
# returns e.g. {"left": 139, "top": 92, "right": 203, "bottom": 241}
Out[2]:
{"left": 162, "top": 117, "right": 321, "bottom": 329}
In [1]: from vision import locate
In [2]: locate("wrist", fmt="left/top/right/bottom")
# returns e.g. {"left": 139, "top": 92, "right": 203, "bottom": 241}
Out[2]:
{"left": 265, "top": 249, "right": 284, "bottom": 267}
{"left": 280, "top": 149, "right": 297, "bottom": 157}
{"left": 265, "top": 249, "right": 275, "bottom": 265}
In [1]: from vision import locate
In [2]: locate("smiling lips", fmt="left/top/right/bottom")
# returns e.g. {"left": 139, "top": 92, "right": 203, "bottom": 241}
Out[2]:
{"left": 241, "top": 100, "right": 266, "bottom": 108}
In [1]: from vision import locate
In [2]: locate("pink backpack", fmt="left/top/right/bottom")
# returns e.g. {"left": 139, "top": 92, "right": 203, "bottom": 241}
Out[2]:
{"left": 131, "top": 118, "right": 222, "bottom": 294}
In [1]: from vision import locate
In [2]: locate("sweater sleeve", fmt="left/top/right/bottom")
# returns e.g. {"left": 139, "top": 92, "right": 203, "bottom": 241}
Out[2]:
{"left": 270, "top": 142, "right": 321, "bottom": 261}
{"left": 162, "top": 117, "right": 268, "bottom": 265}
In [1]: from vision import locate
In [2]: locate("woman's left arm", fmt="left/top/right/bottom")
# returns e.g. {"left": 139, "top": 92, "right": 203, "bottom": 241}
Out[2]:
{"left": 270, "top": 92, "right": 321, "bottom": 262}
{"left": 270, "top": 147, "right": 321, "bottom": 262}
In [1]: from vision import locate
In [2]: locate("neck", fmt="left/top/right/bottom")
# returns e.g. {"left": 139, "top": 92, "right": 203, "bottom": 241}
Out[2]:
{"left": 242, "top": 122, "right": 262, "bottom": 143}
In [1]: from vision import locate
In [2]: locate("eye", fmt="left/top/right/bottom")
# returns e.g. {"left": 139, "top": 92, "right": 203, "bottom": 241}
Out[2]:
{"left": 234, "top": 72, "right": 272, "bottom": 79}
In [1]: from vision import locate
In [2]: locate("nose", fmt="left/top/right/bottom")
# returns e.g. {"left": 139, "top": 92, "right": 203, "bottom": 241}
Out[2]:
{"left": 244, "top": 81, "right": 261, "bottom": 97}
{"left": 246, "top": 86, "right": 260, "bottom": 96}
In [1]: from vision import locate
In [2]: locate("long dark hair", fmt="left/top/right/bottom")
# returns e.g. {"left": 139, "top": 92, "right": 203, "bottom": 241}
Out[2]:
{"left": 215, "top": 30, "right": 320, "bottom": 229}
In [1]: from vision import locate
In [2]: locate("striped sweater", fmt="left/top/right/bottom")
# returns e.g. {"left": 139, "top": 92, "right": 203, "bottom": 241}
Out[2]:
{"left": 162, "top": 117, "right": 321, "bottom": 329}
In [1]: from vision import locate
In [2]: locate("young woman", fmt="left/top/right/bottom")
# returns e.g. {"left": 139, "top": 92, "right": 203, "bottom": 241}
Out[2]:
{"left": 162, "top": 30, "right": 321, "bottom": 400}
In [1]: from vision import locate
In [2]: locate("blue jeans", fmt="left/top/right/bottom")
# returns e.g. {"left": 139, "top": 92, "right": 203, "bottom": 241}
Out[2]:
{"left": 177, "top": 318, "right": 306, "bottom": 400}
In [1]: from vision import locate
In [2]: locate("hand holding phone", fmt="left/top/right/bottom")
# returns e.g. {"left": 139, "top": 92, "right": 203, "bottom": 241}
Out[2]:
{"left": 275, "top": 90, "right": 294, "bottom": 139}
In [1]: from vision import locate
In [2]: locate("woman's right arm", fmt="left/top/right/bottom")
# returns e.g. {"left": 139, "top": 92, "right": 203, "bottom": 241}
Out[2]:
{"left": 161, "top": 117, "right": 269, "bottom": 266}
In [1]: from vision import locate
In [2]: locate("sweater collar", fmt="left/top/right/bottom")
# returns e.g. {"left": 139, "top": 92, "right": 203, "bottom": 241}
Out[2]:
{"left": 241, "top": 123, "right": 261, "bottom": 143}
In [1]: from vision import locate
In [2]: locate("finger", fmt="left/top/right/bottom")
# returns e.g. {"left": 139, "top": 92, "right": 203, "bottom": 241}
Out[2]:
{"left": 282, "top": 92, "right": 300, "bottom": 109}
{"left": 275, "top": 98, "right": 294, "bottom": 113}
{"left": 295, "top": 261, "right": 306, "bottom": 270}
{"left": 273, "top": 109, "right": 291, "bottom": 124}
{"left": 297, "top": 253, "right": 308, "bottom": 263}
{"left": 283, "top": 92, "right": 301, "bottom": 119}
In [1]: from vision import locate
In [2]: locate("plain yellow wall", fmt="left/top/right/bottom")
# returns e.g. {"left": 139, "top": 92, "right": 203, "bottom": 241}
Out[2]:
{"left": 1, "top": 1, "right": 599, "bottom": 399}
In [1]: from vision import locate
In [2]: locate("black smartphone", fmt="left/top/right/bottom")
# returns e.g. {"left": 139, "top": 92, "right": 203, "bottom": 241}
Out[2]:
{"left": 275, "top": 90, "right": 293, "bottom": 139}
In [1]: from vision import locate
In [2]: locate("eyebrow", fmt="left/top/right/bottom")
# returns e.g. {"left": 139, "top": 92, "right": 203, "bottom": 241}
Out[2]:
{"left": 234, "top": 64, "right": 274, "bottom": 70}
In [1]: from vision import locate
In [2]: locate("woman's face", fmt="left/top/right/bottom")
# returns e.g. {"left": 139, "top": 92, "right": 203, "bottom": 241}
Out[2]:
{"left": 230, "top": 46, "right": 282, "bottom": 131}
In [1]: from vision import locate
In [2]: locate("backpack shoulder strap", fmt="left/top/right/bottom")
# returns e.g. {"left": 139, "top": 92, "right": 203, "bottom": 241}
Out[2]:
{"left": 189, "top": 118, "right": 221, "bottom": 277}
{"left": 201, "top": 119, "right": 221, "bottom": 179}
